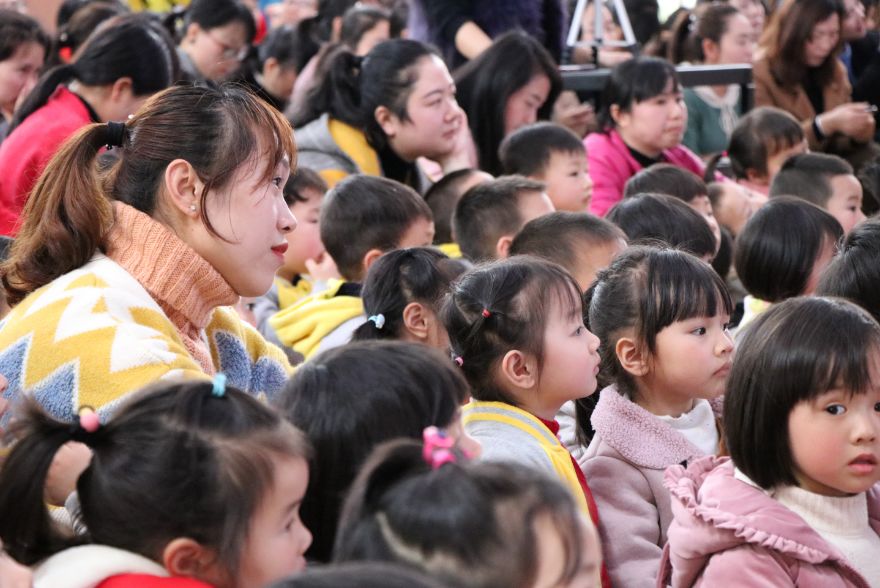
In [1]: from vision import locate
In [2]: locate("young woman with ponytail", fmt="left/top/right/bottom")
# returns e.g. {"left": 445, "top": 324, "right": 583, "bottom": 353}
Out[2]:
{"left": 0, "top": 14, "right": 176, "bottom": 236}
{"left": 292, "top": 38, "right": 470, "bottom": 193}
{"left": 0, "top": 83, "right": 296, "bottom": 428}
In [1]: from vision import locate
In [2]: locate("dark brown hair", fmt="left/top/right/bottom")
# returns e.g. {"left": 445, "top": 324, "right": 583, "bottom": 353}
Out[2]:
{"left": 761, "top": 0, "right": 845, "bottom": 87}
{"left": 1, "top": 84, "right": 295, "bottom": 305}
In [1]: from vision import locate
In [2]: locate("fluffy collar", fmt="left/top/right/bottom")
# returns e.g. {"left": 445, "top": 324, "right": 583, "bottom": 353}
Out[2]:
{"left": 590, "top": 386, "right": 717, "bottom": 469}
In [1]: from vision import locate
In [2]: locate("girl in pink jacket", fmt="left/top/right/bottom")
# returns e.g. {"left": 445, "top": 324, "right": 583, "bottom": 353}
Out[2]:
{"left": 585, "top": 57, "right": 710, "bottom": 217}
{"left": 578, "top": 245, "right": 734, "bottom": 587}
{"left": 661, "top": 296, "right": 880, "bottom": 587}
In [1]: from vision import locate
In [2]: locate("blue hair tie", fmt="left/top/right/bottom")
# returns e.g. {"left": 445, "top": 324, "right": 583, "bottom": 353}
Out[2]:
{"left": 368, "top": 314, "right": 385, "bottom": 329}
{"left": 211, "top": 373, "right": 227, "bottom": 397}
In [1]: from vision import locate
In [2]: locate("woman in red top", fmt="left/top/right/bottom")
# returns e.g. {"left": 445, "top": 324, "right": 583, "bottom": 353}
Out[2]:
{"left": 0, "top": 14, "right": 174, "bottom": 236}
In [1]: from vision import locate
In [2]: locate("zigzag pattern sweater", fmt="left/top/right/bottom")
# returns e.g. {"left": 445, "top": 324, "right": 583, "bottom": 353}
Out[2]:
{"left": 0, "top": 203, "right": 291, "bottom": 424}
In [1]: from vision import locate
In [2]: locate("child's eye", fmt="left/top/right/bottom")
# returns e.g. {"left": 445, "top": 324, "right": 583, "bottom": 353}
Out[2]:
{"left": 691, "top": 327, "right": 707, "bottom": 335}
{"left": 573, "top": 326, "right": 584, "bottom": 336}
{"left": 272, "top": 177, "right": 284, "bottom": 188}
{"left": 874, "top": 402, "right": 880, "bottom": 412}
{"left": 825, "top": 404, "right": 846, "bottom": 416}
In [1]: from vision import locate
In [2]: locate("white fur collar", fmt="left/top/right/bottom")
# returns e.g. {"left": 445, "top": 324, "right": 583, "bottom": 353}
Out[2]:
{"left": 34, "top": 545, "right": 167, "bottom": 588}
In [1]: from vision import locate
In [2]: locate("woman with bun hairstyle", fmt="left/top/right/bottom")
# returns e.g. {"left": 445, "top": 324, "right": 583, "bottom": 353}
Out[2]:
{"left": 293, "top": 38, "right": 469, "bottom": 192}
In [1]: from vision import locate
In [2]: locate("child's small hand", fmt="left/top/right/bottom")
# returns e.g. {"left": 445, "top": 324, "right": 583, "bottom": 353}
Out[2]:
{"left": 305, "top": 251, "right": 340, "bottom": 283}
{"left": 45, "top": 441, "right": 92, "bottom": 507}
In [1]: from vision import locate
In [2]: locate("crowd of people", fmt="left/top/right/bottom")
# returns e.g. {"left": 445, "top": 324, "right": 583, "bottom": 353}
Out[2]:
{"left": 0, "top": 0, "right": 879, "bottom": 586}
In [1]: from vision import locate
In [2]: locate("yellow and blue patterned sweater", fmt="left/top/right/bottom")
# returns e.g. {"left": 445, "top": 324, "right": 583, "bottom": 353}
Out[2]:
{"left": 0, "top": 255, "right": 291, "bottom": 424}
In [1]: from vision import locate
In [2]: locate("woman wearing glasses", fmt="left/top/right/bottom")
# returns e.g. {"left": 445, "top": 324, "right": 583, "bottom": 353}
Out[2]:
{"left": 177, "top": 0, "right": 256, "bottom": 82}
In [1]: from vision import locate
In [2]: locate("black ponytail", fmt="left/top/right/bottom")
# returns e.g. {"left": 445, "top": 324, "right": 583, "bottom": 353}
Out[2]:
{"left": 0, "top": 401, "right": 103, "bottom": 564}
{"left": 352, "top": 248, "right": 467, "bottom": 342}
{"left": 10, "top": 14, "right": 175, "bottom": 132}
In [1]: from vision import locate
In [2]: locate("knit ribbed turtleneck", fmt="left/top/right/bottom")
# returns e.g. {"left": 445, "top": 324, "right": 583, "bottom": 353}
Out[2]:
{"left": 103, "top": 202, "right": 238, "bottom": 372}
{"left": 775, "top": 484, "right": 880, "bottom": 586}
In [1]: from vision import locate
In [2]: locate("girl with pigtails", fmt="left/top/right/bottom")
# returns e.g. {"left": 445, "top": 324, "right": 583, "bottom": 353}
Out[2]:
{"left": 441, "top": 256, "right": 610, "bottom": 587}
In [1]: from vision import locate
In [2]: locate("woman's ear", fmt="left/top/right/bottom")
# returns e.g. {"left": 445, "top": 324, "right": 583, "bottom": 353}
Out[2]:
{"left": 615, "top": 336, "right": 649, "bottom": 377}
{"left": 109, "top": 77, "right": 133, "bottom": 103}
{"left": 162, "top": 537, "right": 218, "bottom": 579}
{"left": 499, "top": 349, "right": 538, "bottom": 391}
{"left": 164, "top": 159, "right": 203, "bottom": 220}
{"left": 402, "top": 301, "right": 431, "bottom": 341}
{"left": 374, "top": 105, "right": 398, "bottom": 138}
{"left": 183, "top": 22, "right": 201, "bottom": 45}
{"left": 702, "top": 38, "right": 720, "bottom": 63}
{"left": 609, "top": 103, "right": 625, "bottom": 127}
{"left": 263, "top": 56, "right": 281, "bottom": 78}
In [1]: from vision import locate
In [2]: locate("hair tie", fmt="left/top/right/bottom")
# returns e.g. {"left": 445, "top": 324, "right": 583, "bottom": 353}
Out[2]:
{"left": 69, "top": 406, "right": 100, "bottom": 442}
{"left": 368, "top": 314, "right": 385, "bottom": 329}
{"left": 423, "top": 426, "right": 456, "bottom": 469}
{"left": 481, "top": 308, "right": 491, "bottom": 318}
{"left": 105, "top": 121, "right": 126, "bottom": 149}
{"left": 453, "top": 356, "right": 464, "bottom": 367}
{"left": 211, "top": 373, "right": 227, "bottom": 398}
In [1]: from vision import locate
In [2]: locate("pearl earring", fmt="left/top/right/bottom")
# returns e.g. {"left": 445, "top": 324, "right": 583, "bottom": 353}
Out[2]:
{"left": 189, "top": 204, "right": 197, "bottom": 213}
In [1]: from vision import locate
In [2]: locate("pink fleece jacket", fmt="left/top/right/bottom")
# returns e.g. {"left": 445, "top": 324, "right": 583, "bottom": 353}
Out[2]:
{"left": 585, "top": 129, "right": 709, "bottom": 217}
{"left": 659, "top": 456, "right": 880, "bottom": 587}
{"left": 582, "top": 387, "right": 722, "bottom": 588}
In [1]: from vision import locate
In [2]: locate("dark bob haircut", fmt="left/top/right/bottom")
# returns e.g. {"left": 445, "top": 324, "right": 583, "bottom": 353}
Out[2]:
{"left": 597, "top": 56, "right": 679, "bottom": 131}
{"left": 816, "top": 218, "right": 880, "bottom": 324}
{"left": 734, "top": 196, "right": 842, "bottom": 302}
{"left": 606, "top": 192, "right": 716, "bottom": 260}
{"left": 725, "top": 296, "right": 880, "bottom": 489}
{"left": 275, "top": 340, "right": 469, "bottom": 562}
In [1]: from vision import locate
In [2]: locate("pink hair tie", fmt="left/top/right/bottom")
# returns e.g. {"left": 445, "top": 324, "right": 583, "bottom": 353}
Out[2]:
{"left": 454, "top": 356, "right": 464, "bottom": 367}
{"left": 423, "top": 426, "right": 457, "bottom": 469}
{"left": 481, "top": 308, "right": 491, "bottom": 318}
{"left": 78, "top": 407, "right": 100, "bottom": 433}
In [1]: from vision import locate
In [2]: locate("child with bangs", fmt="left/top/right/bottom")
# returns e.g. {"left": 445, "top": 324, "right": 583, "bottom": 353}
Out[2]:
{"left": 441, "top": 256, "right": 610, "bottom": 587}
{"left": 574, "top": 245, "right": 734, "bottom": 588}
{"left": 661, "top": 297, "right": 880, "bottom": 586}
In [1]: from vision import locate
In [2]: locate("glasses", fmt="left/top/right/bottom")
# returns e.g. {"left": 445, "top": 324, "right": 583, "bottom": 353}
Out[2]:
{"left": 205, "top": 30, "right": 249, "bottom": 62}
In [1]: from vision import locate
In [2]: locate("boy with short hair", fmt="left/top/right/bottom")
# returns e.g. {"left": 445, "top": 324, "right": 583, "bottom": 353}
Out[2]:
{"left": 770, "top": 152, "right": 866, "bottom": 234}
{"left": 499, "top": 122, "right": 593, "bottom": 212}
{"left": 453, "top": 175, "right": 555, "bottom": 262}
{"left": 509, "top": 212, "right": 627, "bottom": 291}
{"left": 270, "top": 175, "right": 435, "bottom": 359}
{"left": 423, "top": 168, "right": 492, "bottom": 258}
